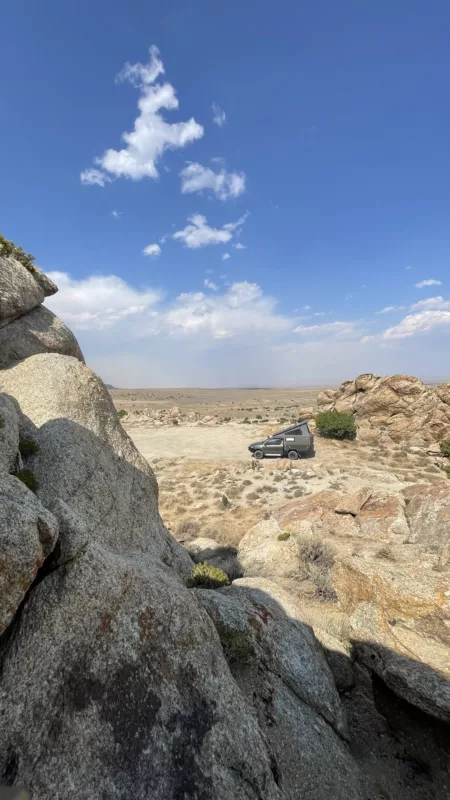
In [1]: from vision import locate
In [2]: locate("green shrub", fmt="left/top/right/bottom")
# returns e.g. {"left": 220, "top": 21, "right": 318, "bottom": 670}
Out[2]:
{"left": 172, "top": 418, "right": 179, "bottom": 425}
{"left": 439, "top": 439, "right": 450, "bottom": 458}
{"left": 216, "top": 622, "right": 254, "bottom": 667}
{"left": 277, "top": 531, "right": 291, "bottom": 541}
{"left": 16, "top": 469, "right": 38, "bottom": 493}
{"left": 444, "top": 464, "right": 450, "bottom": 480}
{"left": 19, "top": 437, "right": 39, "bottom": 456}
{"left": 117, "top": 409, "right": 127, "bottom": 419}
{"left": 315, "top": 410, "right": 356, "bottom": 440}
{"left": 186, "top": 562, "right": 230, "bottom": 589}
{"left": 0, "top": 233, "right": 35, "bottom": 270}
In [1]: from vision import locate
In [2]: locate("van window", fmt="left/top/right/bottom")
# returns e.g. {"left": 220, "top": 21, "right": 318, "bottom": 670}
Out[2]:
{"left": 300, "top": 424, "right": 310, "bottom": 435}
{"left": 265, "top": 438, "right": 282, "bottom": 446}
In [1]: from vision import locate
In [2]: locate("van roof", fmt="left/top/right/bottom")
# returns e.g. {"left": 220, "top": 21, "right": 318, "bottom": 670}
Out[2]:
{"left": 273, "top": 421, "right": 309, "bottom": 437}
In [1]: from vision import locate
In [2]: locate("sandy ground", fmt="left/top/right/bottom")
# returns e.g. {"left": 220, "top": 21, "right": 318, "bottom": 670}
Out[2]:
{"left": 129, "top": 424, "right": 268, "bottom": 460}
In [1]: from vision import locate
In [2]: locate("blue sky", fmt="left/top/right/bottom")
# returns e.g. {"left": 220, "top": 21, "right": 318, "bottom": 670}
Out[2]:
{"left": 2, "top": 0, "right": 450, "bottom": 386}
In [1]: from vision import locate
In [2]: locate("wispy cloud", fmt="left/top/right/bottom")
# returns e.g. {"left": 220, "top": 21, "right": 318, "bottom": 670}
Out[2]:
{"left": 415, "top": 279, "right": 442, "bottom": 288}
{"left": 111, "top": 210, "right": 122, "bottom": 218}
{"left": 180, "top": 162, "right": 245, "bottom": 200}
{"left": 212, "top": 103, "right": 226, "bottom": 127}
{"left": 233, "top": 242, "right": 246, "bottom": 250}
{"left": 81, "top": 46, "right": 203, "bottom": 185}
{"left": 204, "top": 279, "right": 218, "bottom": 291}
{"left": 375, "top": 305, "right": 405, "bottom": 314}
{"left": 382, "top": 310, "right": 450, "bottom": 339}
{"left": 222, "top": 253, "right": 231, "bottom": 261}
{"left": 292, "top": 320, "right": 364, "bottom": 340}
{"left": 173, "top": 213, "right": 248, "bottom": 249}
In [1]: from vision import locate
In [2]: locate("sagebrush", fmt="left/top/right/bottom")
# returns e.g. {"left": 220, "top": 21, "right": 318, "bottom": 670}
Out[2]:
{"left": 315, "top": 410, "right": 356, "bottom": 440}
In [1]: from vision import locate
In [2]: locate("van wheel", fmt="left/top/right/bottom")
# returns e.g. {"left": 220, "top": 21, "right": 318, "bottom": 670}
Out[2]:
{"left": 287, "top": 450, "right": 299, "bottom": 460}
{"left": 254, "top": 450, "right": 264, "bottom": 460}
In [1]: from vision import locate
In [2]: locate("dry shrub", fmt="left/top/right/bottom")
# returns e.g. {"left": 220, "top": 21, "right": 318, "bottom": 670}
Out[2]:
{"left": 298, "top": 536, "right": 337, "bottom": 602}
{"left": 176, "top": 518, "right": 201, "bottom": 539}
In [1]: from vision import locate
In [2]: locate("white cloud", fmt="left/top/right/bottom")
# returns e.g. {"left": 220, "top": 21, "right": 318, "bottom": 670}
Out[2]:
{"left": 204, "top": 279, "right": 218, "bottom": 291}
{"left": 292, "top": 320, "right": 363, "bottom": 340}
{"left": 233, "top": 242, "right": 246, "bottom": 250}
{"left": 410, "top": 296, "right": 450, "bottom": 311}
{"left": 375, "top": 305, "right": 405, "bottom": 314}
{"left": 45, "top": 272, "right": 161, "bottom": 330}
{"left": 180, "top": 162, "right": 245, "bottom": 200}
{"left": 80, "top": 169, "right": 112, "bottom": 187}
{"left": 81, "top": 45, "right": 203, "bottom": 185}
{"left": 222, "top": 253, "right": 231, "bottom": 261}
{"left": 165, "top": 282, "right": 291, "bottom": 339}
{"left": 415, "top": 279, "right": 442, "bottom": 288}
{"left": 382, "top": 310, "right": 450, "bottom": 340}
{"left": 405, "top": 265, "right": 413, "bottom": 270}
{"left": 173, "top": 213, "right": 248, "bottom": 249}
{"left": 212, "top": 103, "right": 226, "bottom": 127}
{"left": 111, "top": 210, "right": 122, "bottom": 218}
{"left": 142, "top": 244, "right": 161, "bottom": 257}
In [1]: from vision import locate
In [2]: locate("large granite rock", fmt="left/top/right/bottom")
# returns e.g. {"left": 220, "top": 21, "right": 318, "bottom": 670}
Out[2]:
{"left": 267, "top": 487, "right": 450, "bottom": 725}
{"left": 196, "top": 583, "right": 362, "bottom": 800}
{"left": 0, "top": 255, "right": 57, "bottom": 327}
{"left": 0, "top": 394, "right": 20, "bottom": 474}
{"left": 317, "top": 373, "right": 450, "bottom": 445}
{"left": 0, "top": 305, "right": 84, "bottom": 367}
{"left": 0, "top": 475, "right": 58, "bottom": 635}
{"left": 0, "top": 354, "right": 188, "bottom": 568}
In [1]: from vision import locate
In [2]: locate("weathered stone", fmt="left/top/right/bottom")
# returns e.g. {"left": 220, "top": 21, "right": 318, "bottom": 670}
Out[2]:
{"left": 47, "top": 498, "right": 90, "bottom": 566}
{"left": 0, "top": 254, "right": 57, "bottom": 327}
{"left": 318, "top": 372, "right": 450, "bottom": 444}
{"left": 0, "top": 475, "right": 58, "bottom": 635}
{"left": 334, "top": 487, "right": 372, "bottom": 516}
{"left": 0, "top": 543, "right": 280, "bottom": 799}
{"left": 196, "top": 584, "right": 363, "bottom": 800}
{"left": 0, "top": 305, "right": 84, "bottom": 367}
{"left": 238, "top": 518, "right": 302, "bottom": 580}
{"left": 0, "top": 354, "right": 191, "bottom": 572}
{"left": 0, "top": 393, "right": 20, "bottom": 474}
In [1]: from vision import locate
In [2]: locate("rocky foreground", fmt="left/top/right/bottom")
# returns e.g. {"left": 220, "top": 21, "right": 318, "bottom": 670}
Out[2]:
{"left": 0, "top": 248, "right": 449, "bottom": 799}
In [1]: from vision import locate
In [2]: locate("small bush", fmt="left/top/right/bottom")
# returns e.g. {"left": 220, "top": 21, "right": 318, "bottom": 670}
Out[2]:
{"left": 172, "top": 418, "right": 179, "bottom": 425}
{"left": 241, "top": 417, "right": 250, "bottom": 424}
{"left": 439, "top": 439, "right": 450, "bottom": 458}
{"left": 315, "top": 410, "right": 356, "bottom": 440}
{"left": 299, "top": 536, "right": 336, "bottom": 570}
{"left": 376, "top": 547, "right": 393, "bottom": 560}
{"left": 117, "top": 409, "right": 127, "bottom": 419}
{"left": 277, "top": 531, "right": 291, "bottom": 541}
{"left": 176, "top": 518, "right": 201, "bottom": 539}
{"left": 221, "top": 494, "right": 230, "bottom": 508}
{"left": 216, "top": 622, "right": 254, "bottom": 667}
{"left": 186, "top": 562, "right": 230, "bottom": 589}
{"left": 0, "top": 232, "right": 35, "bottom": 270}
{"left": 16, "top": 469, "right": 38, "bottom": 493}
{"left": 19, "top": 438, "right": 39, "bottom": 457}
{"left": 313, "top": 571, "right": 338, "bottom": 602}
{"left": 444, "top": 464, "right": 450, "bottom": 480}
{"left": 256, "top": 414, "right": 262, "bottom": 419}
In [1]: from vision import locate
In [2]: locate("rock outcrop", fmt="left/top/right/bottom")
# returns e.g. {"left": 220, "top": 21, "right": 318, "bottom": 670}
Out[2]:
{"left": 0, "top": 250, "right": 367, "bottom": 798}
{"left": 0, "top": 253, "right": 83, "bottom": 367}
{"left": 317, "top": 373, "right": 450, "bottom": 445}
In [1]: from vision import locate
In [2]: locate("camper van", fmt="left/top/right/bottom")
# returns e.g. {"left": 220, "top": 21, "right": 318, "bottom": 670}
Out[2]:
{"left": 248, "top": 421, "right": 314, "bottom": 460}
